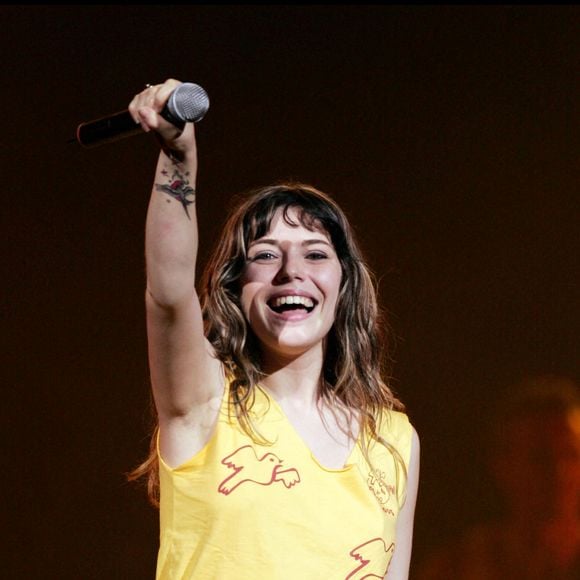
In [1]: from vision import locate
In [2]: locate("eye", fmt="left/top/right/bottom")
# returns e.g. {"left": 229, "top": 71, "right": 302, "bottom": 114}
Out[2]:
{"left": 306, "top": 251, "right": 328, "bottom": 260}
{"left": 250, "top": 251, "right": 278, "bottom": 262}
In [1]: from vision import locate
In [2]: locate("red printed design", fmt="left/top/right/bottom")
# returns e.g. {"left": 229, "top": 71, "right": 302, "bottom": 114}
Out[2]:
{"left": 367, "top": 470, "right": 396, "bottom": 516}
{"left": 345, "top": 538, "right": 394, "bottom": 579}
{"left": 218, "top": 445, "right": 301, "bottom": 495}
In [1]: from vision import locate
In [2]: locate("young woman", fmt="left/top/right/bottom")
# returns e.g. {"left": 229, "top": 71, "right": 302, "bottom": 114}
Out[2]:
{"left": 128, "top": 78, "right": 420, "bottom": 579}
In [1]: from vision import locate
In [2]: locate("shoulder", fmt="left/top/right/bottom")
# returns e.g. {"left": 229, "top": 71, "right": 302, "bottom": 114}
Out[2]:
{"left": 376, "top": 409, "right": 419, "bottom": 469}
{"left": 378, "top": 409, "right": 414, "bottom": 442}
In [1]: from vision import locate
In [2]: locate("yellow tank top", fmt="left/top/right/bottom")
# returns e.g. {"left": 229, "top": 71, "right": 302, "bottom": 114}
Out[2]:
{"left": 156, "top": 384, "right": 413, "bottom": 579}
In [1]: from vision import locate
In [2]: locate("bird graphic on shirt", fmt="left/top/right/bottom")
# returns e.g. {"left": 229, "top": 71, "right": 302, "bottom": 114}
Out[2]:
{"left": 218, "top": 445, "right": 301, "bottom": 495}
{"left": 345, "top": 538, "right": 394, "bottom": 580}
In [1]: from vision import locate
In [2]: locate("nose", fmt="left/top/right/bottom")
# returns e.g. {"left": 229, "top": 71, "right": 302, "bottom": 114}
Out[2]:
{"left": 274, "top": 252, "right": 304, "bottom": 284}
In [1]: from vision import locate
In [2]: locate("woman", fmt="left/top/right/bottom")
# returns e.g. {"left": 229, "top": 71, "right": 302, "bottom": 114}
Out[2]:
{"left": 128, "top": 78, "right": 420, "bottom": 579}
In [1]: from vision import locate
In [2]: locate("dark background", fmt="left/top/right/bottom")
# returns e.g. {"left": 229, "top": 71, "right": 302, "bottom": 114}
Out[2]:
{"left": 3, "top": 5, "right": 579, "bottom": 579}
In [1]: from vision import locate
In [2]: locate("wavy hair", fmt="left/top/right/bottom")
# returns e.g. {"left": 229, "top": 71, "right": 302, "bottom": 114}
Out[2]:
{"left": 129, "top": 182, "right": 405, "bottom": 506}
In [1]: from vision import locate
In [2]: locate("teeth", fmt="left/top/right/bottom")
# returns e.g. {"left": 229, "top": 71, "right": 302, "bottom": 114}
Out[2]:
{"left": 271, "top": 296, "right": 314, "bottom": 309}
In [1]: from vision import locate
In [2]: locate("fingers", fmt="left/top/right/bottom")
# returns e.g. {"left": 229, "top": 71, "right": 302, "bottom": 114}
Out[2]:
{"left": 127, "top": 78, "right": 197, "bottom": 156}
{"left": 128, "top": 78, "right": 183, "bottom": 131}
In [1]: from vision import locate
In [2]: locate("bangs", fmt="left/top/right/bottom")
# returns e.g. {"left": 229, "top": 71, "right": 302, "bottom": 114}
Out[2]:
{"left": 241, "top": 188, "right": 348, "bottom": 256}
{"left": 246, "top": 205, "right": 325, "bottom": 243}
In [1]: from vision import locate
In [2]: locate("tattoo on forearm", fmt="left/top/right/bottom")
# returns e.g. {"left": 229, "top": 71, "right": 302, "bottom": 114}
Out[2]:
{"left": 155, "top": 166, "right": 196, "bottom": 219}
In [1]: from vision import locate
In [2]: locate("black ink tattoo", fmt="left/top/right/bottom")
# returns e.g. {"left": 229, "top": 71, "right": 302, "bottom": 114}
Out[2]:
{"left": 155, "top": 167, "right": 196, "bottom": 219}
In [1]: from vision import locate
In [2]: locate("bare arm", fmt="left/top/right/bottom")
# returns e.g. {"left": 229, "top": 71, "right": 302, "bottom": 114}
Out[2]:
{"left": 129, "top": 79, "right": 223, "bottom": 466}
{"left": 386, "top": 426, "right": 420, "bottom": 579}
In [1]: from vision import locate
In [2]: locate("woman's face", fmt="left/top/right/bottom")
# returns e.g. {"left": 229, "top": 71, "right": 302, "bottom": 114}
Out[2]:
{"left": 240, "top": 207, "right": 343, "bottom": 362}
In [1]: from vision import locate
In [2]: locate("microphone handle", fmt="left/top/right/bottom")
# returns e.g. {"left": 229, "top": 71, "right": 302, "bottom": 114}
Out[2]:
{"left": 76, "top": 110, "right": 140, "bottom": 147}
{"left": 76, "top": 108, "right": 185, "bottom": 148}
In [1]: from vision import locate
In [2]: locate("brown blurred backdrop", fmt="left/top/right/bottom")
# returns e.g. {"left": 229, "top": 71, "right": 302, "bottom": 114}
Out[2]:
{"left": 2, "top": 5, "right": 578, "bottom": 579}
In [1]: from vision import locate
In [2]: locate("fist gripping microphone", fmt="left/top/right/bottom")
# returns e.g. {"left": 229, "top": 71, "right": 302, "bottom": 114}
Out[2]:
{"left": 75, "top": 82, "right": 210, "bottom": 147}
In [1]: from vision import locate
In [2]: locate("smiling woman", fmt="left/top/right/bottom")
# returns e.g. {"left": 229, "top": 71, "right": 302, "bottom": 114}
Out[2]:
{"left": 127, "top": 78, "right": 420, "bottom": 580}
{"left": 240, "top": 207, "right": 343, "bottom": 360}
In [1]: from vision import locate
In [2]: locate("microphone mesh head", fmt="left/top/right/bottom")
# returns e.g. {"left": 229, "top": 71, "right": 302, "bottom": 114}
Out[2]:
{"left": 167, "top": 83, "right": 210, "bottom": 123}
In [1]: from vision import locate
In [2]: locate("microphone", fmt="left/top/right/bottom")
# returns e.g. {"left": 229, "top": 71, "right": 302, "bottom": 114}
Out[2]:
{"left": 75, "top": 82, "right": 210, "bottom": 148}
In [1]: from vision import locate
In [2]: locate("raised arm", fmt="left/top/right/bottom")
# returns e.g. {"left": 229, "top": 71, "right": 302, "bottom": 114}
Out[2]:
{"left": 129, "top": 79, "right": 223, "bottom": 467}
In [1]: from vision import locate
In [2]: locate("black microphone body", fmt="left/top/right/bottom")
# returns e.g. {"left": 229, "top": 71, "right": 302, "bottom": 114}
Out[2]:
{"left": 76, "top": 82, "right": 209, "bottom": 147}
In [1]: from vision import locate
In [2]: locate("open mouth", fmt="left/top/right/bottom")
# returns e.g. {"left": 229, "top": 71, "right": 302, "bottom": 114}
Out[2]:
{"left": 267, "top": 295, "right": 317, "bottom": 314}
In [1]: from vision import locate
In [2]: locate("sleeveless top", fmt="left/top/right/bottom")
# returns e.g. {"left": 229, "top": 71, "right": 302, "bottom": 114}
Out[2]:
{"left": 156, "top": 384, "right": 413, "bottom": 579}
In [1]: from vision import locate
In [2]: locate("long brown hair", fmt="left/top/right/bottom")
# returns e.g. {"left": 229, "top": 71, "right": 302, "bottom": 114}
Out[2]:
{"left": 129, "top": 183, "right": 405, "bottom": 506}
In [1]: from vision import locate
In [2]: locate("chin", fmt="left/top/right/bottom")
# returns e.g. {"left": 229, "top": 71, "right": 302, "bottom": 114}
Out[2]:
{"left": 262, "top": 335, "right": 323, "bottom": 359}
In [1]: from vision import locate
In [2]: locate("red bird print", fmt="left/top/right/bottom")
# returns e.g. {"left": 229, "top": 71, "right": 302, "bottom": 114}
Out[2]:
{"left": 218, "top": 445, "right": 301, "bottom": 495}
{"left": 345, "top": 538, "right": 394, "bottom": 579}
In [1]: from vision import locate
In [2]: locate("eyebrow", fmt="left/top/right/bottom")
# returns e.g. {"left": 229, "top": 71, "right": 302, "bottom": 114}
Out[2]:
{"left": 249, "top": 238, "right": 333, "bottom": 248}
